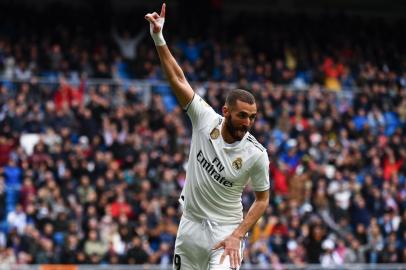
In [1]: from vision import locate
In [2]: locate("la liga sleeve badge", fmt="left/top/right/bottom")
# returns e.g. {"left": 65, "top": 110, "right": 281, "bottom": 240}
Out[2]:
{"left": 210, "top": 128, "right": 220, "bottom": 140}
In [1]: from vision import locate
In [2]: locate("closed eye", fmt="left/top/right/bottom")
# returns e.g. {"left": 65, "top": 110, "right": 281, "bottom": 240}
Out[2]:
{"left": 238, "top": 112, "right": 256, "bottom": 119}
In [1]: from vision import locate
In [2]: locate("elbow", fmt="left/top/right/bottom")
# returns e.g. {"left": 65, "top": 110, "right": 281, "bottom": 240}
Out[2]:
{"left": 175, "top": 69, "right": 187, "bottom": 84}
{"left": 255, "top": 198, "right": 268, "bottom": 214}
{"left": 260, "top": 199, "right": 269, "bottom": 212}
{"left": 258, "top": 192, "right": 269, "bottom": 210}
{"left": 176, "top": 74, "right": 188, "bottom": 85}
{"left": 253, "top": 200, "right": 268, "bottom": 218}
{"left": 167, "top": 72, "right": 187, "bottom": 87}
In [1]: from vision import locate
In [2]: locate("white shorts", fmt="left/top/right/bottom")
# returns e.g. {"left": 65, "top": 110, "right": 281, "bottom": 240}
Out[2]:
{"left": 173, "top": 213, "right": 245, "bottom": 270}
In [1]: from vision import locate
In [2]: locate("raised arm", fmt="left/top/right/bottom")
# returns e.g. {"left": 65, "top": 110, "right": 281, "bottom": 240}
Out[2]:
{"left": 145, "top": 3, "right": 194, "bottom": 108}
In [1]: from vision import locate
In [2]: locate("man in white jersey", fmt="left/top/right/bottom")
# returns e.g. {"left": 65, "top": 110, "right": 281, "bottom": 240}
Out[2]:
{"left": 145, "top": 4, "right": 270, "bottom": 270}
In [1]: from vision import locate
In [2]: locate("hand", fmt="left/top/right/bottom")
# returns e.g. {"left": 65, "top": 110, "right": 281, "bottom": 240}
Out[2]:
{"left": 213, "top": 234, "right": 242, "bottom": 269}
{"left": 144, "top": 3, "right": 166, "bottom": 46}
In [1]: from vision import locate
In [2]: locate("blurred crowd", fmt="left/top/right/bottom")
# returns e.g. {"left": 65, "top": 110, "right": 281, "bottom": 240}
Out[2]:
{"left": 1, "top": 3, "right": 406, "bottom": 268}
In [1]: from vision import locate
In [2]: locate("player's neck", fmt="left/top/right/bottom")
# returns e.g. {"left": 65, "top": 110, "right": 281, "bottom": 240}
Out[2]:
{"left": 221, "top": 124, "right": 238, "bottom": 144}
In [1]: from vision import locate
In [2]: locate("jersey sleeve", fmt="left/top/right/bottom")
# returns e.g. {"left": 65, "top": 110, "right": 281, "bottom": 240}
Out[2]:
{"left": 185, "top": 94, "right": 218, "bottom": 130}
{"left": 249, "top": 151, "right": 270, "bottom": 192}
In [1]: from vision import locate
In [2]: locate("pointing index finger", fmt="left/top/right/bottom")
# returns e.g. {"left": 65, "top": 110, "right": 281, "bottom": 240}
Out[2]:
{"left": 160, "top": 3, "right": 166, "bottom": 18}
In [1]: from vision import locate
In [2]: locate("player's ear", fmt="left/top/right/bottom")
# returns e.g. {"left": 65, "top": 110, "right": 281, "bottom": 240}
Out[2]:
{"left": 222, "top": 105, "right": 230, "bottom": 117}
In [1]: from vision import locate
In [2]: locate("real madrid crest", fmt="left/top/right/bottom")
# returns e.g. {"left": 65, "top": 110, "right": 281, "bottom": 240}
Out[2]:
{"left": 210, "top": 128, "right": 220, "bottom": 140}
{"left": 232, "top": 157, "right": 243, "bottom": 170}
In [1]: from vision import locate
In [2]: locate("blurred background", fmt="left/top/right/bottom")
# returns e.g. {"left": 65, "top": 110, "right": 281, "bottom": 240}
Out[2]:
{"left": 0, "top": 0, "right": 406, "bottom": 269}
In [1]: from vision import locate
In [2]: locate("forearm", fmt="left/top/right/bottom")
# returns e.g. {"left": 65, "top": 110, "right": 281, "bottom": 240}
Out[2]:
{"left": 156, "top": 45, "right": 194, "bottom": 107}
{"left": 232, "top": 192, "right": 269, "bottom": 239}
{"left": 145, "top": 4, "right": 194, "bottom": 107}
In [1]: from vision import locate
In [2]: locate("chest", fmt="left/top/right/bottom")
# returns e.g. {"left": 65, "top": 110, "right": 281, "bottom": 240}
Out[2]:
{"left": 194, "top": 128, "right": 251, "bottom": 185}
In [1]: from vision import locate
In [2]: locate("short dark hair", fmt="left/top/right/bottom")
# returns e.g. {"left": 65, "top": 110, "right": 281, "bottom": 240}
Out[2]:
{"left": 225, "top": 89, "right": 255, "bottom": 107}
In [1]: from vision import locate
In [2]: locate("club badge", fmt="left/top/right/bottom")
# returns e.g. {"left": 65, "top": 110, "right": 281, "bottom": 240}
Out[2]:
{"left": 232, "top": 157, "right": 243, "bottom": 170}
{"left": 210, "top": 128, "right": 220, "bottom": 140}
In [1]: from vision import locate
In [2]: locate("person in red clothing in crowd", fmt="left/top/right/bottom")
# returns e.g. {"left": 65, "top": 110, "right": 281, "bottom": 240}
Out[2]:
{"left": 54, "top": 76, "right": 85, "bottom": 111}
{"left": 322, "top": 57, "right": 344, "bottom": 91}
{"left": 383, "top": 148, "right": 403, "bottom": 182}
{"left": 269, "top": 161, "right": 289, "bottom": 195}
{"left": 0, "top": 136, "right": 14, "bottom": 166}
{"left": 290, "top": 103, "right": 309, "bottom": 132}
{"left": 19, "top": 177, "right": 36, "bottom": 210}
{"left": 110, "top": 192, "right": 133, "bottom": 219}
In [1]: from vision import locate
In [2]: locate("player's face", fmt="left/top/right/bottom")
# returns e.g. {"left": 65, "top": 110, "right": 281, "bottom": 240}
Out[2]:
{"left": 224, "top": 100, "right": 257, "bottom": 141}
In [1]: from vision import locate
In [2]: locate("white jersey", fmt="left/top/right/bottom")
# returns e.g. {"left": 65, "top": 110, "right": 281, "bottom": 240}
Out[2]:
{"left": 181, "top": 94, "right": 270, "bottom": 224}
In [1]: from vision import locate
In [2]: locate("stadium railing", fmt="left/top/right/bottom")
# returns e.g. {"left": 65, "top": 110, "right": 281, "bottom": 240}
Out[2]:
{"left": 0, "top": 76, "right": 355, "bottom": 112}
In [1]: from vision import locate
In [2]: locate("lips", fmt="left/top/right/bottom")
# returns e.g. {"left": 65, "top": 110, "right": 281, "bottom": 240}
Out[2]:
{"left": 235, "top": 129, "right": 247, "bottom": 139}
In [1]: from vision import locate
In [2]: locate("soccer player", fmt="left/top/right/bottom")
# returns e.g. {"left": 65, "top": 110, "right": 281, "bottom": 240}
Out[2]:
{"left": 145, "top": 4, "right": 270, "bottom": 270}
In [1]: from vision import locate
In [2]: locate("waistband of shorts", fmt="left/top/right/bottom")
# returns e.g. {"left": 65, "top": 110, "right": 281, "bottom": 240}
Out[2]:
{"left": 182, "top": 210, "right": 241, "bottom": 226}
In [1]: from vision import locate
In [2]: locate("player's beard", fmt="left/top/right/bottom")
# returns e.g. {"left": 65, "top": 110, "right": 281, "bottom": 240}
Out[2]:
{"left": 225, "top": 115, "right": 249, "bottom": 141}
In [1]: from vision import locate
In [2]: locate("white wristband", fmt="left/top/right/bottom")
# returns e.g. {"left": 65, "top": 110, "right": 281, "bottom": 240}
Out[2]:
{"left": 150, "top": 17, "right": 166, "bottom": 46}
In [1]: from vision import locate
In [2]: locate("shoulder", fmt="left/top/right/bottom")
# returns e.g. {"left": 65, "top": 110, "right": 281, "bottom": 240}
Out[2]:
{"left": 205, "top": 115, "right": 223, "bottom": 134}
{"left": 185, "top": 94, "right": 212, "bottom": 113}
{"left": 244, "top": 133, "right": 269, "bottom": 171}
{"left": 246, "top": 133, "right": 266, "bottom": 153}
{"left": 185, "top": 94, "right": 219, "bottom": 123}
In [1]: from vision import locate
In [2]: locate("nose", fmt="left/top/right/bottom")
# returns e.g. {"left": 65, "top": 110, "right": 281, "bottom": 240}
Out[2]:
{"left": 242, "top": 117, "right": 251, "bottom": 126}
{"left": 241, "top": 121, "right": 250, "bottom": 131}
